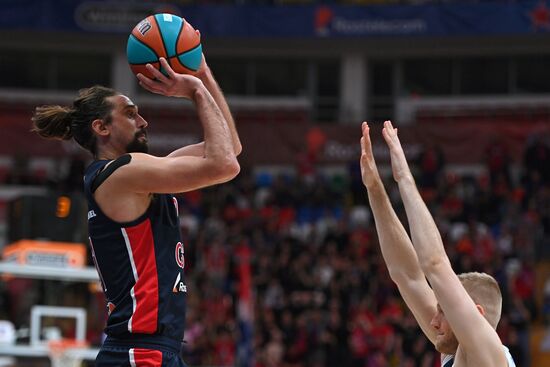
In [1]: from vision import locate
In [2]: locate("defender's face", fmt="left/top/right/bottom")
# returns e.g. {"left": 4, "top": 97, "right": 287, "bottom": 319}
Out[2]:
{"left": 431, "top": 304, "right": 459, "bottom": 355}
{"left": 107, "top": 95, "right": 149, "bottom": 154}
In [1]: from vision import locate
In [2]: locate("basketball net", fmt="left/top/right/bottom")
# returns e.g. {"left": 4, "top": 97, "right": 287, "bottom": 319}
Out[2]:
{"left": 47, "top": 339, "right": 88, "bottom": 367}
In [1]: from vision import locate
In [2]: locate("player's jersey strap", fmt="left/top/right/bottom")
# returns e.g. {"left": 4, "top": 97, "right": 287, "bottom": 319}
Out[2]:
{"left": 121, "top": 219, "right": 159, "bottom": 334}
{"left": 503, "top": 345, "right": 516, "bottom": 367}
{"left": 441, "top": 355, "right": 454, "bottom": 367}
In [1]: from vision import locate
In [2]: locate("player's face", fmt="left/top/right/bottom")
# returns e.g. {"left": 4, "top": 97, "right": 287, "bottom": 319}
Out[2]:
{"left": 107, "top": 95, "right": 149, "bottom": 154}
{"left": 430, "top": 304, "right": 458, "bottom": 354}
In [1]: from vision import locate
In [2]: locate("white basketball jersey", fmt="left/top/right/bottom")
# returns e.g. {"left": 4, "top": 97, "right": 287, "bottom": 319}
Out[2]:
{"left": 441, "top": 345, "right": 516, "bottom": 367}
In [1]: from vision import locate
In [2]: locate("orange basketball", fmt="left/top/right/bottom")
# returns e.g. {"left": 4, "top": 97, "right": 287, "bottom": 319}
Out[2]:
{"left": 127, "top": 13, "right": 202, "bottom": 79}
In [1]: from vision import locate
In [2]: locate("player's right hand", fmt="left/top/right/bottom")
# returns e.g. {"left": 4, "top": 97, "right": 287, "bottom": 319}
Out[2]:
{"left": 137, "top": 57, "right": 204, "bottom": 100}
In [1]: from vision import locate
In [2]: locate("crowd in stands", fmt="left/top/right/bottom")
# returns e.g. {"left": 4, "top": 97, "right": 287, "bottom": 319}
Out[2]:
{"left": 173, "top": 133, "right": 547, "bottom": 366}
{"left": 0, "top": 132, "right": 548, "bottom": 367}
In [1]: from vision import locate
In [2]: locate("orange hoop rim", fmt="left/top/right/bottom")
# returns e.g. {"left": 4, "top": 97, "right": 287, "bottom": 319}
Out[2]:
{"left": 47, "top": 338, "right": 89, "bottom": 358}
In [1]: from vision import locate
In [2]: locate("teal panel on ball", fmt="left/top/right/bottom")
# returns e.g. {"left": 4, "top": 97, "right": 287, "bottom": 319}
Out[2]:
{"left": 127, "top": 35, "right": 158, "bottom": 64}
{"left": 154, "top": 13, "right": 183, "bottom": 58}
{"left": 177, "top": 44, "right": 202, "bottom": 71}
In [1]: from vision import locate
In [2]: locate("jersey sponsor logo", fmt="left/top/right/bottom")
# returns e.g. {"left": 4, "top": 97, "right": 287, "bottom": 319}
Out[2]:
{"left": 87, "top": 210, "right": 96, "bottom": 220}
{"left": 175, "top": 242, "right": 185, "bottom": 269}
{"left": 172, "top": 272, "right": 187, "bottom": 293}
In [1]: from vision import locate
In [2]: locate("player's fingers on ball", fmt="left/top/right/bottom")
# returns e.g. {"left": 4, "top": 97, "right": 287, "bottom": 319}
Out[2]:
{"left": 146, "top": 64, "right": 170, "bottom": 83}
{"left": 137, "top": 75, "right": 161, "bottom": 90}
{"left": 136, "top": 73, "right": 154, "bottom": 86}
{"left": 159, "top": 58, "right": 177, "bottom": 78}
{"left": 138, "top": 77, "right": 164, "bottom": 94}
{"left": 138, "top": 81, "right": 157, "bottom": 94}
{"left": 142, "top": 84, "right": 163, "bottom": 95}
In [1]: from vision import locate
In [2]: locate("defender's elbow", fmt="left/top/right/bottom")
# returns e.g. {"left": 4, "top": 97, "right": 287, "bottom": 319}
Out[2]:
{"left": 388, "top": 269, "right": 407, "bottom": 285}
{"left": 388, "top": 268, "right": 422, "bottom": 286}
{"left": 420, "top": 256, "right": 448, "bottom": 275}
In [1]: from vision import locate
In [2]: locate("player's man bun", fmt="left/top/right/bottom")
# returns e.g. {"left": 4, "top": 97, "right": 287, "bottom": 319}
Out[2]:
{"left": 32, "top": 105, "right": 74, "bottom": 140}
{"left": 31, "top": 85, "right": 117, "bottom": 156}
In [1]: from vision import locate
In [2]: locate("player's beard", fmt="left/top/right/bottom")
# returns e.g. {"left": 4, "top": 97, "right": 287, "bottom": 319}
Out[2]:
{"left": 435, "top": 331, "right": 459, "bottom": 355}
{"left": 126, "top": 130, "right": 148, "bottom": 153}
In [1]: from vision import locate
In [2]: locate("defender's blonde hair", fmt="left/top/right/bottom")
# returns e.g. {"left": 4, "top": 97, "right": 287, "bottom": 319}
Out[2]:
{"left": 458, "top": 272, "right": 502, "bottom": 328}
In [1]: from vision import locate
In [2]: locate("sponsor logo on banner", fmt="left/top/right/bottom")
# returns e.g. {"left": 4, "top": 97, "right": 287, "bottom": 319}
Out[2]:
{"left": 529, "top": 2, "right": 550, "bottom": 31}
{"left": 314, "top": 5, "right": 426, "bottom": 37}
{"left": 74, "top": 2, "right": 179, "bottom": 32}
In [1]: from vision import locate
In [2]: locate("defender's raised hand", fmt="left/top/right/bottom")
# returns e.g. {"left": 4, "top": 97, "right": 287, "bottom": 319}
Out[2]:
{"left": 360, "top": 121, "right": 382, "bottom": 189}
{"left": 381, "top": 120, "right": 413, "bottom": 183}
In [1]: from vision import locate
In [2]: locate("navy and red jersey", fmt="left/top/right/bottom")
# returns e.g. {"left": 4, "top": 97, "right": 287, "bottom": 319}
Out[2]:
{"left": 84, "top": 158, "right": 187, "bottom": 342}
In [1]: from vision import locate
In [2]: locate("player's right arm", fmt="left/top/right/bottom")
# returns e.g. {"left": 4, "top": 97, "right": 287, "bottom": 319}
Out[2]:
{"left": 360, "top": 121, "right": 438, "bottom": 345}
{"left": 112, "top": 58, "right": 239, "bottom": 194}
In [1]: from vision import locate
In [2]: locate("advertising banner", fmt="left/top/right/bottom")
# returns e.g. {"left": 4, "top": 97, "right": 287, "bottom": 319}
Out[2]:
{"left": 2, "top": 1, "right": 550, "bottom": 38}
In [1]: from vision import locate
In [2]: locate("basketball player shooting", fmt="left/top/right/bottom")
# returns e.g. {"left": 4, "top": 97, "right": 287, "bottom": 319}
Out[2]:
{"left": 32, "top": 56, "right": 241, "bottom": 367}
{"left": 359, "top": 121, "right": 516, "bottom": 367}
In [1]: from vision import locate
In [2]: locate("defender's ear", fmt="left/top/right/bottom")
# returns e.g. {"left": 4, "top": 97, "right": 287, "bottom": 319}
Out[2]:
{"left": 476, "top": 304, "right": 485, "bottom": 316}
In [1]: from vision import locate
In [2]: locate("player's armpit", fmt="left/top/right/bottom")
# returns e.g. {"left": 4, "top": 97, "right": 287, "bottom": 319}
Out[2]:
{"left": 105, "top": 152, "right": 239, "bottom": 194}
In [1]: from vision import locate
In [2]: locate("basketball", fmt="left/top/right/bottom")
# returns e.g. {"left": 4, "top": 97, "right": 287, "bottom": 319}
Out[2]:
{"left": 127, "top": 13, "right": 202, "bottom": 79}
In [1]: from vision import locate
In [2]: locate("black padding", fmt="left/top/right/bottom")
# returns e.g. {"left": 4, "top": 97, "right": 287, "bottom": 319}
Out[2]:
{"left": 91, "top": 154, "right": 132, "bottom": 193}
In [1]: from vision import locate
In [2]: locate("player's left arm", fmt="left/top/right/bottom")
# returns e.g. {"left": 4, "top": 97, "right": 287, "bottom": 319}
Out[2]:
{"left": 381, "top": 120, "right": 507, "bottom": 367}
{"left": 195, "top": 51, "right": 242, "bottom": 156}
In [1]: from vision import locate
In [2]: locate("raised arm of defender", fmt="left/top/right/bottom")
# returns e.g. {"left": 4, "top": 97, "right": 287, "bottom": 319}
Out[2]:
{"left": 380, "top": 121, "right": 507, "bottom": 367}
{"left": 360, "top": 122, "right": 438, "bottom": 345}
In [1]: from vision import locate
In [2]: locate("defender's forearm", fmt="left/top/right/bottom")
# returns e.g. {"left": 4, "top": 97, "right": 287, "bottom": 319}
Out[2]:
{"left": 366, "top": 178, "right": 425, "bottom": 282}
{"left": 397, "top": 176, "right": 449, "bottom": 273}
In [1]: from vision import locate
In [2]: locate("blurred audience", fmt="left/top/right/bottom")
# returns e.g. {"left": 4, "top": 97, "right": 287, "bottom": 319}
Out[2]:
{"left": 0, "top": 135, "right": 548, "bottom": 367}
